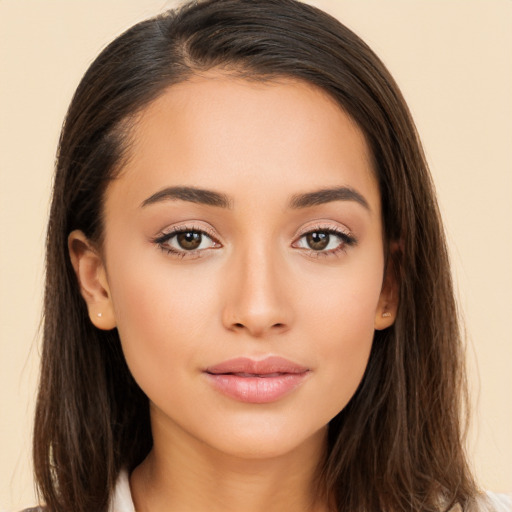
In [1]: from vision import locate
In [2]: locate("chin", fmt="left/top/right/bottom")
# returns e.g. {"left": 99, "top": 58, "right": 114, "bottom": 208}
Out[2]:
{"left": 194, "top": 417, "right": 329, "bottom": 461}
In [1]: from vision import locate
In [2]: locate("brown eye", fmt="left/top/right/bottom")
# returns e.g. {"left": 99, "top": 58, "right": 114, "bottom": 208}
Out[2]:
{"left": 293, "top": 227, "right": 355, "bottom": 255}
{"left": 176, "top": 231, "right": 202, "bottom": 250}
{"left": 155, "top": 228, "right": 218, "bottom": 255}
{"left": 306, "top": 232, "right": 330, "bottom": 250}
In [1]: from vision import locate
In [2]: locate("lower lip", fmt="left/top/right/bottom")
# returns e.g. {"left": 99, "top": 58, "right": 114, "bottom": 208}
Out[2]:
{"left": 205, "top": 372, "right": 309, "bottom": 404}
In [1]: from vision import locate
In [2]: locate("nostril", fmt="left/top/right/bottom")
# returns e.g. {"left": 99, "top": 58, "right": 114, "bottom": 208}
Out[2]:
{"left": 234, "top": 323, "right": 244, "bottom": 329}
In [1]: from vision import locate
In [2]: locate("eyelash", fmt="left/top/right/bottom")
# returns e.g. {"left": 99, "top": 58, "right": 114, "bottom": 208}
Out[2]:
{"left": 293, "top": 226, "right": 357, "bottom": 258}
{"left": 152, "top": 224, "right": 357, "bottom": 259}
{"left": 152, "top": 225, "right": 221, "bottom": 259}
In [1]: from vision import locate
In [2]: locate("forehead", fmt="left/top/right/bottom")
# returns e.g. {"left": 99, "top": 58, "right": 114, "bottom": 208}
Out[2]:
{"left": 107, "top": 72, "right": 379, "bottom": 212}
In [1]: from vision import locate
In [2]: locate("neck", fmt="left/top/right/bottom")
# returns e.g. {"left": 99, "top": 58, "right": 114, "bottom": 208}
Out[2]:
{"left": 130, "top": 415, "right": 329, "bottom": 512}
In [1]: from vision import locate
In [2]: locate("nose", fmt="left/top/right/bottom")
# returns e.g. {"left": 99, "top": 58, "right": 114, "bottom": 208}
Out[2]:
{"left": 221, "top": 245, "right": 293, "bottom": 338}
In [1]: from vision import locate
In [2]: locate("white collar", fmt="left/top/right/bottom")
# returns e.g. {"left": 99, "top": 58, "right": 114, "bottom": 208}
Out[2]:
{"left": 109, "top": 470, "right": 135, "bottom": 512}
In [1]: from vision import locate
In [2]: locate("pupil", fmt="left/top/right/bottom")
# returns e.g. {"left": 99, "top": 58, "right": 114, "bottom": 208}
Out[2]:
{"left": 307, "top": 232, "right": 329, "bottom": 250}
{"left": 177, "top": 231, "right": 202, "bottom": 250}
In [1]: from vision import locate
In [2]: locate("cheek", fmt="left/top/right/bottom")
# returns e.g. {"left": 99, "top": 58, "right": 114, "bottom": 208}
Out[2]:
{"left": 300, "top": 248, "right": 384, "bottom": 340}
{"left": 105, "top": 247, "right": 219, "bottom": 388}
{"left": 316, "top": 292, "right": 376, "bottom": 379}
{"left": 299, "top": 252, "right": 384, "bottom": 410}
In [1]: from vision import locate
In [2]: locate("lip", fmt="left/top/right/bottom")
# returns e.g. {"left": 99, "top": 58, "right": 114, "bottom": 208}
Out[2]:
{"left": 204, "top": 356, "right": 310, "bottom": 404}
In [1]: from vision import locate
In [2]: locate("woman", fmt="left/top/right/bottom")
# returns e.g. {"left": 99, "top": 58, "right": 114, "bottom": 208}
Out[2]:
{"left": 28, "top": 0, "right": 510, "bottom": 511}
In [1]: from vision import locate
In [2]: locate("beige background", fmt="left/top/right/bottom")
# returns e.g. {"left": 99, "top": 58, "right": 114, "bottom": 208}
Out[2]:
{"left": 1, "top": 0, "right": 510, "bottom": 509}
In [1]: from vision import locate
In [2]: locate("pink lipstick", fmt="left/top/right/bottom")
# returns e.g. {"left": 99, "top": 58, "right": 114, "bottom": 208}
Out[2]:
{"left": 204, "top": 356, "right": 310, "bottom": 403}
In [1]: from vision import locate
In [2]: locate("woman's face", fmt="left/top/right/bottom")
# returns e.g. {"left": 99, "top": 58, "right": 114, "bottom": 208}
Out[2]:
{"left": 75, "top": 74, "right": 394, "bottom": 459}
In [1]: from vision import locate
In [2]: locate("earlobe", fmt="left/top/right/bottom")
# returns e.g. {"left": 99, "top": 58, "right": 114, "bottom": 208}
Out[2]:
{"left": 374, "top": 305, "right": 396, "bottom": 330}
{"left": 374, "top": 245, "right": 400, "bottom": 331}
{"left": 68, "top": 230, "right": 116, "bottom": 330}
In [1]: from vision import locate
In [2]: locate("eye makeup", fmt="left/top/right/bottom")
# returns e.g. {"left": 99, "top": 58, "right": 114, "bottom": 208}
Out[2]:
{"left": 152, "top": 224, "right": 221, "bottom": 259}
{"left": 292, "top": 223, "right": 357, "bottom": 258}
{"left": 151, "top": 220, "right": 357, "bottom": 261}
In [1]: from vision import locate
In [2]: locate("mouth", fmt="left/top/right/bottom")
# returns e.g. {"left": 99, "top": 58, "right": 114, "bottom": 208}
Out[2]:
{"left": 204, "top": 356, "right": 310, "bottom": 404}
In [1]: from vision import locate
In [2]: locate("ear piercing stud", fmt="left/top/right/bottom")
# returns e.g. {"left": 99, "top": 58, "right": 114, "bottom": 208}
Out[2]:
{"left": 97, "top": 313, "right": 102, "bottom": 318}
{"left": 382, "top": 312, "right": 392, "bottom": 318}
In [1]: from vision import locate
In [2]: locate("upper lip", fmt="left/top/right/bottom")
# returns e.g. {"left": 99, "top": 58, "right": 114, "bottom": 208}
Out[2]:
{"left": 205, "top": 356, "right": 309, "bottom": 375}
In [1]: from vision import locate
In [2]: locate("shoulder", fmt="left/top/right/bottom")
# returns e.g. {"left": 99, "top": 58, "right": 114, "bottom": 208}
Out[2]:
{"left": 468, "top": 492, "right": 512, "bottom": 512}
{"left": 15, "top": 470, "right": 134, "bottom": 512}
{"left": 483, "top": 492, "right": 512, "bottom": 511}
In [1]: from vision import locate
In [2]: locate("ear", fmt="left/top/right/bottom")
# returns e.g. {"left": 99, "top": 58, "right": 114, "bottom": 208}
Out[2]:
{"left": 374, "top": 244, "right": 400, "bottom": 331}
{"left": 68, "top": 230, "right": 116, "bottom": 330}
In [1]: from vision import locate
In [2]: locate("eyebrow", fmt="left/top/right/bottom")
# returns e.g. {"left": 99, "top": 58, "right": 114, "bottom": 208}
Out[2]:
{"left": 289, "top": 186, "right": 370, "bottom": 211}
{"left": 141, "top": 185, "right": 369, "bottom": 211}
{"left": 141, "top": 186, "right": 232, "bottom": 209}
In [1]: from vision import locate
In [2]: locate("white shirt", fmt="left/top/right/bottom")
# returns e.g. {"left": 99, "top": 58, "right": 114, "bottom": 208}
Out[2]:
{"left": 109, "top": 471, "right": 135, "bottom": 512}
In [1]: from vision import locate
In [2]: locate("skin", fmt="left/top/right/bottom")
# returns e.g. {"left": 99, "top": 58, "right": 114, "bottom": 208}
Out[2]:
{"left": 69, "top": 73, "right": 397, "bottom": 512}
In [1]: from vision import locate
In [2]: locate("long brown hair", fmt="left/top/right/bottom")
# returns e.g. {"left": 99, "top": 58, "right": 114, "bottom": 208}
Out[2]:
{"left": 34, "top": 1, "right": 477, "bottom": 510}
